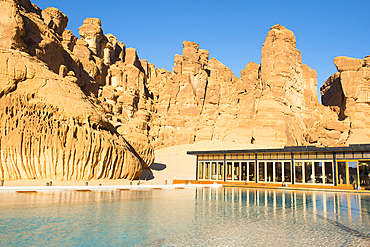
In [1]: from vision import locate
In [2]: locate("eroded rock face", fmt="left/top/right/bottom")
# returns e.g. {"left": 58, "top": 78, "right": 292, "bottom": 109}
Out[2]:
{"left": 260, "top": 24, "right": 303, "bottom": 108}
{"left": 0, "top": 50, "right": 153, "bottom": 181}
{"left": 41, "top": 7, "right": 68, "bottom": 38}
{"left": 79, "top": 18, "right": 104, "bottom": 56}
{"left": 321, "top": 55, "right": 370, "bottom": 144}
{"left": 2, "top": 0, "right": 369, "bottom": 182}
{"left": 0, "top": 0, "right": 26, "bottom": 51}
{"left": 0, "top": 0, "right": 155, "bottom": 181}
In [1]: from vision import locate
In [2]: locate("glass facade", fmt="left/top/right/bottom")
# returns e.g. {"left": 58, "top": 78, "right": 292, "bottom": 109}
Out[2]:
{"left": 194, "top": 148, "right": 370, "bottom": 189}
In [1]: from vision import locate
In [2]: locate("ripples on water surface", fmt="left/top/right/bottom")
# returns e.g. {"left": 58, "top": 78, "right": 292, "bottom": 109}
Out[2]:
{"left": 0, "top": 188, "right": 370, "bottom": 246}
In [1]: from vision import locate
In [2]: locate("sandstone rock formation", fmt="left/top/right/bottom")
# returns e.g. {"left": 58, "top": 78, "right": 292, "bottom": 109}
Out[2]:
{"left": 144, "top": 25, "right": 346, "bottom": 148}
{"left": 0, "top": 0, "right": 26, "bottom": 51}
{"left": 0, "top": 0, "right": 154, "bottom": 181}
{"left": 0, "top": 0, "right": 369, "bottom": 181}
{"left": 321, "top": 55, "right": 370, "bottom": 144}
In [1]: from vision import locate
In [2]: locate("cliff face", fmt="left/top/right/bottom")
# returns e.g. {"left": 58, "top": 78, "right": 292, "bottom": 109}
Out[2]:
{"left": 145, "top": 25, "right": 346, "bottom": 148}
{"left": 321, "top": 56, "right": 370, "bottom": 144}
{"left": 0, "top": 0, "right": 154, "bottom": 181}
{"left": 0, "top": 0, "right": 368, "bottom": 180}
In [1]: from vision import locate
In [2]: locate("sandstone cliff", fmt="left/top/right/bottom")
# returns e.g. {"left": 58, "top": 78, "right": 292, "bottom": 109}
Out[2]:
{"left": 0, "top": 0, "right": 368, "bottom": 181}
{"left": 321, "top": 56, "right": 370, "bottom": 144}
{"left": 145, "top": 25, "right": 347, "bottom": 148}
{"left": 0, "top": 0, "right": 154, "bottom": 181}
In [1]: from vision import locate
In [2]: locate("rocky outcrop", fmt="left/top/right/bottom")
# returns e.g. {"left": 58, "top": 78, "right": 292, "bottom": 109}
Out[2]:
{"left": 321, "top": 55, "right": 370, "bottom": 144}
{"left": 0, "top": 50, "right": 153, "bottom": 181}
{"left": 144, "top": 25, "right": 345, "bottom": 148}
{"left": 0, "top": 0, "right": 27, "bottom": 51}
{"left": 1, "top": 0, "right": 369, "bottom": 181}
{"left": 0, "top": 0, "right": 154, "bottom": 181}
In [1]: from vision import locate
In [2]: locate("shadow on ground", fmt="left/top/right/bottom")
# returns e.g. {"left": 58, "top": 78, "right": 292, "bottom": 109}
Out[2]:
{"left": 140, "top": 163, "right": 167, "bottom": 180}
{"left": 150, "top": 163, "right": 167, "bottom": 171}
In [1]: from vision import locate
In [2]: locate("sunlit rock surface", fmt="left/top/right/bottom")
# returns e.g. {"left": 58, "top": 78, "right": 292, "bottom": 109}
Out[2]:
{"left": 0, "top": 0, "right": 369, "bottom": 181}
{"left": 321, "top": 55, "right": 370, "bottom": 144}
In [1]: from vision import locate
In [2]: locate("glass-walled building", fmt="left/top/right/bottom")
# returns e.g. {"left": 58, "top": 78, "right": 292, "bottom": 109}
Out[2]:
{"left": 187, "top": 144, "right": 370, "bottom": 189}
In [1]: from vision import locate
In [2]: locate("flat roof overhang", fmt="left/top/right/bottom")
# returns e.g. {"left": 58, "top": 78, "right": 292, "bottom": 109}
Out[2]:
{"left": 187, "top": 144, "right": 370, "bottom": 155}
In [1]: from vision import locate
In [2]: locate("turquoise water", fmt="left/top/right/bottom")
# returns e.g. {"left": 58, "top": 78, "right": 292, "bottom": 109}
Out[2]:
{"left": 0, "top": 188, "right": 370, "bottom": 246}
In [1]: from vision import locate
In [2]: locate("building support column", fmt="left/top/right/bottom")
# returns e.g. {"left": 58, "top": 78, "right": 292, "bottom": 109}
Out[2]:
{"left": 195, "top": 155, "right": 198, "bottom": 181}
{"left": 291, "top": 153, "right": 295, "bottom": 185}
{"left": 255, "top": 154, "right": 258, "bottom": 183}
{"left": 333, "top": 151, "right": 337, "bottom": 186}
{"left": 223, "top": 154, "right": 226, "bottom": 182}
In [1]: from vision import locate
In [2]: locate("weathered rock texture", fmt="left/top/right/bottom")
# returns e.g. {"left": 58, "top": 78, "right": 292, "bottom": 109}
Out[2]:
{"left": 0, "top": 0, "right": 154, "bottom": 181}
{"left": 0, "top": 0, "right": 368, "bottom": 180}
{"left": 145, "top": 25, "right": 346, "bottom": 148}
{"left": 321, "top": 55, "right": 370, "bottom": 144}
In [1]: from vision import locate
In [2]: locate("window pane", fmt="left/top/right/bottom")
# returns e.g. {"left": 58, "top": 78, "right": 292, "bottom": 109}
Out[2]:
{"left": 267, "top": 162, "right": 273, "bottom": 182}
{"left": 249, "top": 162, "right": 255, "bottom": 182}
{"left": 218, "top": 162, "right": 224, "bottom": 180}
{"left": 276, "top": 162, "right": 282, "bottom": 182}
{"left": 345, "top": 152, "right": 353, "bottom": 159}
{"left": 363, "top": 152, "right": 370, "bottom": 159}
{"left": 354, "top": 152, "right": 362, "bottom": 158}
{"left": 295, "top": 162, "right": 303, "bottom": 183}
{"left": 302, "top": 153, "right": 309, "bottom": 159}
{"left": 198, "top": 162, "right": 204, "bottom": 179}
{"left": 284, "top": 162, "right": 291, "bottom": 182}
{"left": 326, "top": 152, "right": 333, "bottom": 159}
{"left": 314, "top": 162, "right": 323, "bottom": 184}
{"left": 336, "top": 152, "right": 344, "bottom": 159}
{"left": 359, "top": 161, "right": 370, "bottom": 188}
{"left": 277, "top": 153, "right": 284, "bottom": 159}
{"left": 305, "top": 162, "right": 313, "bottom": 183}
{"left": 337, "top": 162, "right": 346, "bottom": 184}
{"left": 241, "top": 162, "right": 247, "bottom": 181}
{"left": 205, "top": 162, "right": 210, "bottom": 179}
{"left": 324, "top": 162, "right": 333, "bottom": 184}
{"left": 234, "top": 162, "right": 240, "bottom": 181}
{"left": 211, "top": 162, "right": 217, "bottom": 180}
{"left": 258, "top": 162, "right": 265, "bottom": 182}
{"left": 226, "top": 162, "right": 232, "bottom": 180}
{"left": 348, "top": 161, "right": 358, "bottom": 185}
{"left": 317, "top": 152, "right": 325, "bottom": 159}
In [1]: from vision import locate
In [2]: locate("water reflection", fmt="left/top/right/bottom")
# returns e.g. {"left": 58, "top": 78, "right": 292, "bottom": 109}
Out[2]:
{"left": 0, "top": 188, "right": 369, "bottom": 246}
{"left": 195, "top": 188, "right": 370, "bottom": 233}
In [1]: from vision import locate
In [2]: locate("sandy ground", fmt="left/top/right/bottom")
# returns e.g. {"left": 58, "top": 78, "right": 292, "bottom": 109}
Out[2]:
{"left": 1, "top": 140, "right": 266, "bottom": 187}
{"left": 142, "top": 140, "right": 267, "bottom": 185}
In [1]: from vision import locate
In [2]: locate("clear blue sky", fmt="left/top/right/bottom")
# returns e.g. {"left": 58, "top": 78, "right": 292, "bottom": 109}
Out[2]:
{"left": 32, "top": 0, "right": 369, "bottom": 101}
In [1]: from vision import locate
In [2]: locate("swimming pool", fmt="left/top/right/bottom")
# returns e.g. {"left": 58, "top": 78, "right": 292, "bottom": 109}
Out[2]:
{"left": 0, "top": 187, "right": 369, "bottom": 246}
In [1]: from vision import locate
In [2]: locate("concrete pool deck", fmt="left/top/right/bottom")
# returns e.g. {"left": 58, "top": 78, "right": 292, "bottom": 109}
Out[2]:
{"left": 0, "top": 183, "right": 222, "bottom": 193}
{"left": 172, "top": 179, "right": 370, "bottom": 194}
{"left": 1, "top": 181, "right": 369, "bottom": 194}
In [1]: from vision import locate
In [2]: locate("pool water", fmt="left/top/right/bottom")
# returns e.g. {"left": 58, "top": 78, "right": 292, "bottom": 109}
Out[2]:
{"left": 0, "top": 188, "right": 369, "bottom": 246}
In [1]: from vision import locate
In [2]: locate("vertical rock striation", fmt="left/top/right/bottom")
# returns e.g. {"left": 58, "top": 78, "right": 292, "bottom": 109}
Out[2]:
{"left": 321, "top": 55, "right": 370, "bottom": 144}
{"left": 1, "top": 0, "right": 369, "bottom": 182}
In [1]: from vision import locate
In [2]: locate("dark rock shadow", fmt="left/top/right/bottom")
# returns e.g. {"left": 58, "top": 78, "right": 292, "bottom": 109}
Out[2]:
{"left": 140, "top": 168, "right": 154, "bottom": 180}
{"left": 150, "top": 163, "right": 167, "bottom": 171}
{"left": 140, "top": 163, "right": 167, "bottom": 180}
